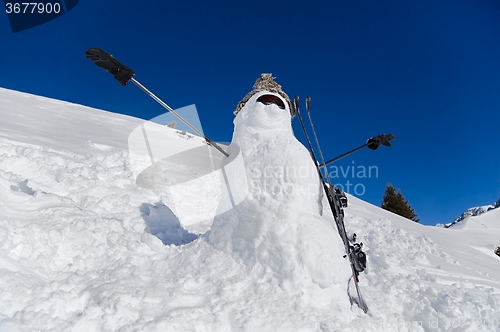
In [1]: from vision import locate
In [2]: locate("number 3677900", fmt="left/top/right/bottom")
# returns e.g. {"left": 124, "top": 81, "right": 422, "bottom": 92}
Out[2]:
{"left": 5, "top": 2, "right": 62, "bottom": 14}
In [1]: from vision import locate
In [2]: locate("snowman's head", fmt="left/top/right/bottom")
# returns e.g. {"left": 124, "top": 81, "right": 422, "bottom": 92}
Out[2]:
{"left": 234, "top": 91, "right": 292, "bottom": 131}
{"left": 234, "top": 74, "right": 295, "bottom": 118}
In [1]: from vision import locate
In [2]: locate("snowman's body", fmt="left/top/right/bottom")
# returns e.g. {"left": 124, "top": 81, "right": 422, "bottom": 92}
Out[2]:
{"left": 209, "top": 82, "right": 350, "bottom": 295}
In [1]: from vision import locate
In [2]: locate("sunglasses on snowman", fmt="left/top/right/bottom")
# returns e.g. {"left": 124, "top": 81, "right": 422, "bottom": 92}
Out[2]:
{"left": 257, "top": 94, "right": 286, "bottom": 110}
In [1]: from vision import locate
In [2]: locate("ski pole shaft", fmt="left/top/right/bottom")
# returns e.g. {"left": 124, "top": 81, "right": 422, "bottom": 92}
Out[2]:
{"left": 85, "top": 48, "right": 229, "bottom": 158}
{"left": 321, "top": 143, "right": 368, "bottom": 166}
{"left": 130, "top": 78, "right": 229, "bottom": 157}
{"left": 321, "top": 133, "right": 396, "bottom": 167}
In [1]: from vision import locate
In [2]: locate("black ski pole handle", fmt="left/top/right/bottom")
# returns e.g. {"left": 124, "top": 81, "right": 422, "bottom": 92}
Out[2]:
{"left": 86, "top": 48, "right": 135, "bottom": 86}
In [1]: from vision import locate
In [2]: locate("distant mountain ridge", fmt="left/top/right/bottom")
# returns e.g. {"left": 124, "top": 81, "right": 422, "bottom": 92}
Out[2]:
{"left": 442, "top": 198, "right": 500, "bottom": 228}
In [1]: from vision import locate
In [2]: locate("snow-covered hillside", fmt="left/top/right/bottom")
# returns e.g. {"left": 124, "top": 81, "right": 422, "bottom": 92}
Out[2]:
{"left": 443, "top": 204, "right": 499, "bottom": 229}
{"left": 1, "top": 87, "right": 499, "bottom": 331}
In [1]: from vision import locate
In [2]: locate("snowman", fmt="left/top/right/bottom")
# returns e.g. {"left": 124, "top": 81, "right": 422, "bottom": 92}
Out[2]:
{"left": 209, "top": 74, "right": 350, "bottom": 294}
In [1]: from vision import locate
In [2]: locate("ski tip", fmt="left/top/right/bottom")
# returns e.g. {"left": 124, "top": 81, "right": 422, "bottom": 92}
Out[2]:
{"left": 293, "top": 96, "right": 300, "bottom": 110}
{"left": 306, "top": 96, "right": 311, "bottom": 112}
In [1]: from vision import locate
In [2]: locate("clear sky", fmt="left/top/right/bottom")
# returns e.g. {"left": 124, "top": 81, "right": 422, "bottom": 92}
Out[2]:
{"left": 1, "top": 0, "right": 499, "bottom": 226}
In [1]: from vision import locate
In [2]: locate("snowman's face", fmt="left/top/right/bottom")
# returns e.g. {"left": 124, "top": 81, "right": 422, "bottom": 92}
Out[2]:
{"left": 234, "top": 91, "right": 291, "bottom": 131}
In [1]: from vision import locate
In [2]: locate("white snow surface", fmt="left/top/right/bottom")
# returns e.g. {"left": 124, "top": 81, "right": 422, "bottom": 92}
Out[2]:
{"left": 1, "top": 87, "right": 500, "bottom": 331}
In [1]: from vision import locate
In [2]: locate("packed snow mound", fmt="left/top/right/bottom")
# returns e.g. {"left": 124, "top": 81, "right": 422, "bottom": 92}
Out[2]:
{"left": 1, "top": 87, "right": 500, "bottom": 331}
{"left": 209, "top": 91, "right": 351, "bottom": 295}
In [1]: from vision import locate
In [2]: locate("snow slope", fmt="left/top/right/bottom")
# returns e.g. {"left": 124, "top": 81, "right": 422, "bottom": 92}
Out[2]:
{"left": 0, "top": 87, "right": 499, "bottom": 331}
{"left": 442, "top": 204, "right": 498, "bottom": 229}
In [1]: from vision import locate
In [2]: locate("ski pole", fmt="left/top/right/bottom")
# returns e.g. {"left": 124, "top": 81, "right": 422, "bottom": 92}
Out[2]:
{"left": 321, "top": 133, "right": 396, "bottom": 167}
{"left": 85, "top": 48, "right": 229, "bottom": 158}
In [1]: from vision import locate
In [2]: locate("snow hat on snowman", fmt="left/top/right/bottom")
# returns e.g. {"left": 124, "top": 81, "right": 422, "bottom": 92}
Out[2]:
{"left": 233, "top": 74, "right": 295, "bottom": 117}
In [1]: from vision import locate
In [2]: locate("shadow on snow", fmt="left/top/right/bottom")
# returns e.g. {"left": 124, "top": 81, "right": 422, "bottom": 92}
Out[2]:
{"left": 140, "top": 202, "right": 198, "bottom": 246}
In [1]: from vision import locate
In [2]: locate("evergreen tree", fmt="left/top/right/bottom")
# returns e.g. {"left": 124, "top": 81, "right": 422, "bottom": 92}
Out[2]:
{"left": 381, "top": 184, "right": 420, "bottom": 223}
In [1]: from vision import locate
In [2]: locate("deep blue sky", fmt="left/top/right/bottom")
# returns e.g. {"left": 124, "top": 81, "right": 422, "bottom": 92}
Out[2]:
{"left": 1, "top": 0, "right": 499, "bottom": 226}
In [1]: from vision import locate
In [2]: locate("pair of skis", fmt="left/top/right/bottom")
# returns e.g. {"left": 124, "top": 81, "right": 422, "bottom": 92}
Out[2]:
{"left": 294, "top": 96, "right": 369, "bottom": 314}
